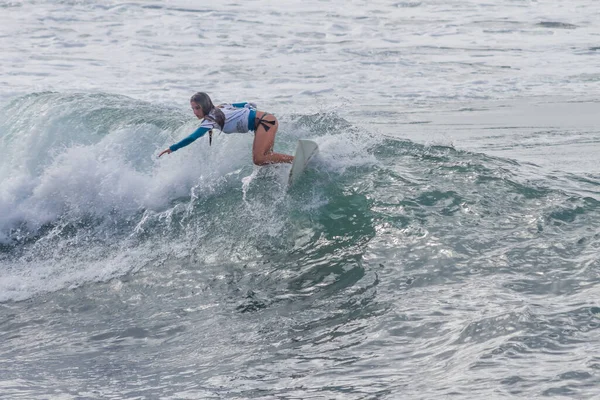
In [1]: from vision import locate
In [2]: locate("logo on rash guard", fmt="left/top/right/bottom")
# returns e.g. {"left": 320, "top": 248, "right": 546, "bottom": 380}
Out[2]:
{"left": 236, "top": 120, "right": 245, "bottom": 132}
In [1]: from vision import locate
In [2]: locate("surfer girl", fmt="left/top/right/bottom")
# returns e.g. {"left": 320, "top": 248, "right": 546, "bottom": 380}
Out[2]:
{"left": 158, "top": 92, "right": 294, "bottom": 165}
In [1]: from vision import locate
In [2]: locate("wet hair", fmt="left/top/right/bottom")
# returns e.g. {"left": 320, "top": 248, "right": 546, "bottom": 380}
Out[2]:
{"left": 190, "top": 92, "right": 225, "bottom": 129}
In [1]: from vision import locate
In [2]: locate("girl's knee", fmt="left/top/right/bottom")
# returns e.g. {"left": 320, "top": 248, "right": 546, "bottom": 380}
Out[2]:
{"left": 253, "top": 155, "right": 267, "bottom": 165}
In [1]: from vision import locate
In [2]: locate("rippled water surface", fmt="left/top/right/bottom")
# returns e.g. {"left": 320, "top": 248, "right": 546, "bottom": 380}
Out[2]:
{"left": 1, "top": 1, "right": 600, "bottom": 399}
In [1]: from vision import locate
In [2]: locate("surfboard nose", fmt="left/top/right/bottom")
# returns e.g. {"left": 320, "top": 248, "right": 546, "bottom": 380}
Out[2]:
{"left": 288, "top": 139, "right": 319, "bottom": 186}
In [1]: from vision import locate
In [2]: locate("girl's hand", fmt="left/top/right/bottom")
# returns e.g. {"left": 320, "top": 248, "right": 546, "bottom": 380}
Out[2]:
{"left": 158, "top": 148, "right": 172, "bottom": 158}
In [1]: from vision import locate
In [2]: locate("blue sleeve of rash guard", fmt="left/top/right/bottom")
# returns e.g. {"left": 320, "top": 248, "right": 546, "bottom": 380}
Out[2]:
{"left": 169, "top": 126, "right": 211, "bottom": 152}
{"left": 232, "top": 102, "right": 256, "bottom": 109}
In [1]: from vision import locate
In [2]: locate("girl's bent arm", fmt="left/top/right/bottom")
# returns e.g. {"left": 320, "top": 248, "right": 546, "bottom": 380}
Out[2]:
{"left": 231, "top": 102, "right": 257, "bottom": 109}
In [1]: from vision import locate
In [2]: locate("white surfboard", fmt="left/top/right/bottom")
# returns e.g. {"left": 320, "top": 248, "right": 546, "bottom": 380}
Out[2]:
{"left": 288, "top": 139, "right": 319, "bottom": 186}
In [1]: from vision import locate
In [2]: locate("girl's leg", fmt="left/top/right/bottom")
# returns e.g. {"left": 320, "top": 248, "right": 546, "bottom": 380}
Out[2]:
{"left": 252, "top": 112, "right": 294, "bottom": 165}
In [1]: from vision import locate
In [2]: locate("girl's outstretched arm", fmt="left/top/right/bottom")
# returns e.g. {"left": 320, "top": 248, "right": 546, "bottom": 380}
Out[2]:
{"left": 158, "top": 126, "right": 211, "bottom": 157}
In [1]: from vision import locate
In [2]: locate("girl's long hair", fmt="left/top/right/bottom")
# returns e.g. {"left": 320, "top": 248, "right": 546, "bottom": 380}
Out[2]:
{"left": 190, "top": 92, "right": 225, "bottom": 129}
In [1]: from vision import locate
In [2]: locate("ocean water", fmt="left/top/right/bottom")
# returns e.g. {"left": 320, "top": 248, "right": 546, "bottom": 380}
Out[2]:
{"left": 1, "top": 0, "right": 600, "bottom": 399}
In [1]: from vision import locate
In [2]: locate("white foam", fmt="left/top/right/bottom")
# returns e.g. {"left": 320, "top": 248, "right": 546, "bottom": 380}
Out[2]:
{"left": 0, "top": 241, "right": 156, "bottom": 303}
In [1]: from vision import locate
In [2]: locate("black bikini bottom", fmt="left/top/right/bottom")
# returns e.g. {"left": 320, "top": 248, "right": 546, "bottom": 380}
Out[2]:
{"left": 255, "top": 113, "right": 276, "bottom": 132}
